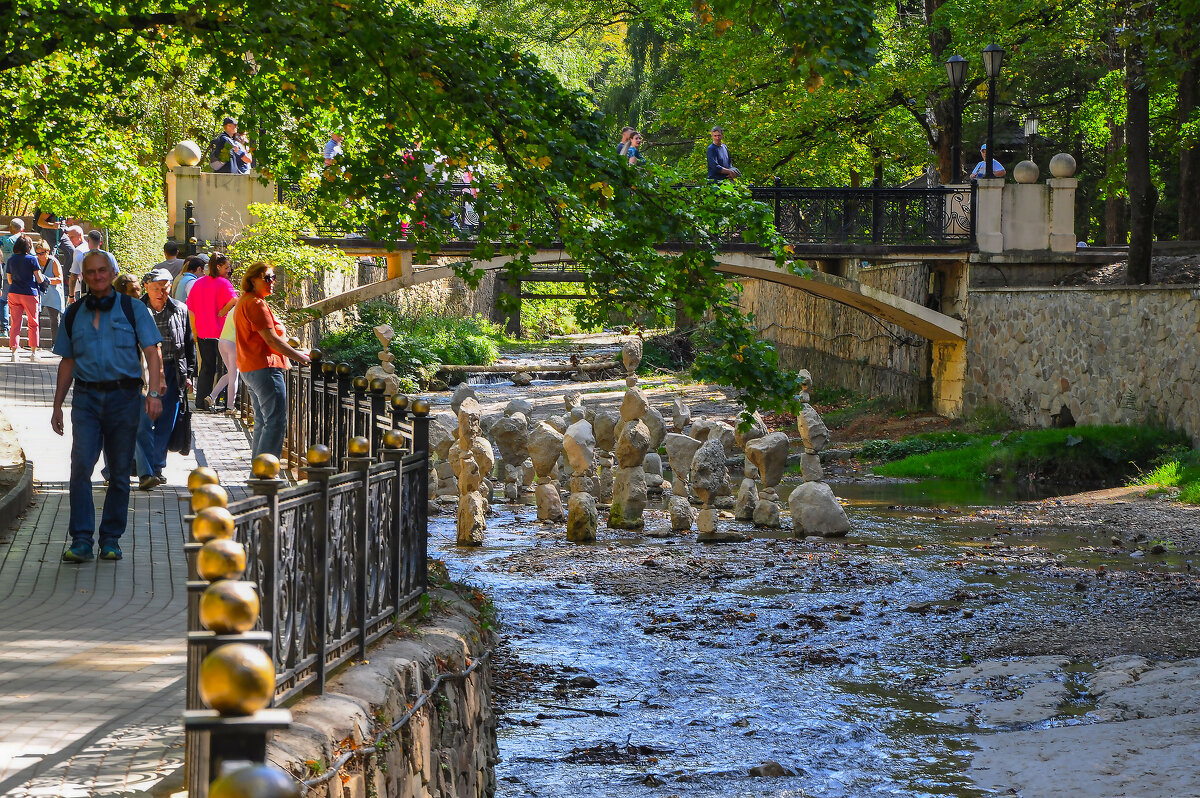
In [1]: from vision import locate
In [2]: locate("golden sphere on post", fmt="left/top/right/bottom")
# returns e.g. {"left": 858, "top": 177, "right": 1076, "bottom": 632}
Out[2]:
{"left": 347, "top": 436, "right": 370, "bottom": 456}
{"left": 382, "top": 430, "right": 404, "bottom": 449}
{"left": 187, "top": 467, "right": 220, "bottom": 491}
{"left": 306, "top": 444, "right": 332, "bottom": 466}
{"left": 335, "top": 362, "right": 353, "bottom": 377}
{"left": 309, "top": 348, "right": 323, "bottom": 362}
{"left": 209, "top": 764, "right": 301, "bottom": 798}
{"left": 199, "top": 580, "right": 260, "bottom": 634}
{"left": 198, "top": 643, "right": 275, "bottom": 715}
{"left": 352, "top": 376, "right": 368, "bottom": 391}
{"left": 320, "top": 362, "right": 336, "bottom": 376}
{"left": 411, "top": 398, "right": 430, "bottom": 416}
{"left": 196, "top": 539, "right": 247, "bottom": 581}
{"left": 191, "top": 483, "right": 229, "bottom": 513}
{"left": 192, "top": 506, "right": 236, "bottom": 542}
{"left": 251, "top": 454, "right": 281, "bottom": 479}
{"left": 369, "top": 378, "right": 386, "bottom": 394}
{"left": 390, "top": 394, "right": 410, "bottom": 411}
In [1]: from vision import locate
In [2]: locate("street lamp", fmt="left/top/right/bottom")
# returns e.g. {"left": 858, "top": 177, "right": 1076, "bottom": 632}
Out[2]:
{"left": 1023, "top": 116, "right": 1039, "bottom": 162}
{"left": 982, "top": 44, "right": 1005, "bottom": 179}
{"left": 945, "top": 55, "right": 967, "bottom": 182}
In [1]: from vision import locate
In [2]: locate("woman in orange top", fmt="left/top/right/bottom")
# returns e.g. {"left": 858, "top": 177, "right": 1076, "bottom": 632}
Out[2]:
{"left": 234, "top": 262, "right": 310, "bottom": 458}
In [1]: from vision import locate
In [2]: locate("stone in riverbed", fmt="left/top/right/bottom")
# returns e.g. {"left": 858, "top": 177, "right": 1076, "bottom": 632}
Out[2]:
{"left": 504, "top": 398, "right": 533, "bottom": 418}
{"left": 510, "top": 371, "right": 533, "bottom": 387}
{"left": 564, "top": 391, "right": 582, "bottom": 411}
{"left": 748, "top": 761, "right": 793, "bottom": 778}
{"left": 428, "top": 415, "right": 455, "bottom": 460}
{"left": 733, "top": 411, "right": 768, "bottom": 450}
{"left": 669, "top": 494, "right": 693, "bottom": 531}
{"left": 450, "top": 383, "right": 477, "bottom": 415}
{"left": 566, "top": 492, "right": 598, "bottom": 542}
{"left": 456, "top": 492, "right": 486, "bottom": 546}
{"left": 620, "top": 387, "right": 649, "bottom": 421}
{"left": 546, "top": 414, "right": 568, "bottom": 433}
{"left": 688, "top": 437, "right": 728, "bottom": 506}
{"left": 733, "top": 478, "right": 758, "bottom": 521}
{"left": 608, "top": 466, "right": 647, "bottom": 529}
{"left": 593, "top": 411, "right": 619, "bottom": 452}
{"left": 746, "top": 431, "right": 789, "bottom": 489}
{"left": 490, "top": 415, "right": 529, "bottom": 466}
{"left": 797, "top": 404, "right": 830, "bottom": 453}
{"left": 622, "top": 337, "right": 643, "bottom": 372}
{"left": 664, "top": 433, "right": 703, "bottom": 491}
{"left": 528, "top": 423, "right": 563, "bottom": 479}
{"left": 563, "top": 420, "right": 596, "bottom": 474}
{"left": 671, "top": 396, "right": 691, "bottom": 433}
{"left": 644, "top": 407, "right": 667, "bottom": 449}
{"left": 800, "top": 452, "right": 824, "bottom": 482}
{"left": 788, "top": 481, "right": 851, "bottom": 537}
{"left": 752, "top": 499, "right": 782, "bottom": 528}
{"left": 615, "top": 420, "right": 651, "bottom": 468}
{"left": 535, "top": 482, "right": 564, "bottom": 521}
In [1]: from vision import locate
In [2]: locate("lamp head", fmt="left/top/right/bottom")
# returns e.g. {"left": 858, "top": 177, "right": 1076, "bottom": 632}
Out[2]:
{"left": 945, "top": 55, "right": 967, "bottom": 89}
{"left": 983, "top": 43, "right": 1005, "bottom": 79}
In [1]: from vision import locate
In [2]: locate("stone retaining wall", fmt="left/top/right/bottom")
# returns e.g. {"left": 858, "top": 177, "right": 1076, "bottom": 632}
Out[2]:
{"left": 269, "top": 589, "right": 497, "bottom": 798}
{"left": 965, "top": 286, "right": 1200, "bottom": 441}
{"left": 736, "top": 261, "right": 932, "bottom": 404}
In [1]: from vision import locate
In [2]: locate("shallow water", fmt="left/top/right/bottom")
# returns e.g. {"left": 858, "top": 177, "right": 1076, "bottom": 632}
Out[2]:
{"left": 431, "top": 480, "right": 1181, "bottom": 798}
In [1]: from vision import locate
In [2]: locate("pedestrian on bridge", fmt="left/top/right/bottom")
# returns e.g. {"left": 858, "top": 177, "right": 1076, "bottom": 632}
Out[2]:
{"left": 234, "top": 262, "right": 310, "bottom": 459}
{"left": 969, "top": 144, "right": 1006, "bottom": 180}
{"left": 52, "top": 251, "right": 165, "bottom": 563}
{"left": 706, "top": 126, "right": 741, "bottom": 181}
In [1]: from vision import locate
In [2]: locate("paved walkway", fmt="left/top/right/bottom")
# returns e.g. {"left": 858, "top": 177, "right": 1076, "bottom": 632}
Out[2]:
{"left": 0, "top": 353, "right": 254, "bottom": 797}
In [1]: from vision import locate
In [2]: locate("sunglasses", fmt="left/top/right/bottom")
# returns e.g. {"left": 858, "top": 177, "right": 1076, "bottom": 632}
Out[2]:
{"left": 261, "top": 274, "right": 276, "bottom": 282}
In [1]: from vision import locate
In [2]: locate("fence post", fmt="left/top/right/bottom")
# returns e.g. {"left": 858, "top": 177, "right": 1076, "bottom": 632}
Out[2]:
{"left": 380, "top": 431, "right": 407, "bottom": 621}
{"left": 346, "top": 436, "right": 373, "bottom": 660}
{"left": 304, "top": 444, "right": 336, "bottom": 695}
{"left": 411, "top": 399, "right": 431, "bottom": 593}
{"left": 351, "top": 376, "right": 369, "bottom": 444}
{"left": 184, "top": 200, "right": 197, "bottom": 255}
{"left": 247, "top": 456, "right": 285, "bottom": 668}
{"left": 368, "top": 380, "right": 387, "bottom": 456}
{"left": 334, "top": 362, "right": 353, "bottom": 457}
{"left": 390, "top": 393, "right": 411, "bottom": 452}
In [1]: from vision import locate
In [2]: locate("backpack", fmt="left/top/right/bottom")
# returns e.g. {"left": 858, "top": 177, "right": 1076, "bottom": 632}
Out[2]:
{"left": 63, "top": 293, "right": 140, "bottom": 342}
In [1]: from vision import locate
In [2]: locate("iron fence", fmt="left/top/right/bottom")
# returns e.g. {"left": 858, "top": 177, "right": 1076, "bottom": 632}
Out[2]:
{"left": 747, "top": 183, "right": 975, "bottom": 247}
{"left": 280, "top": 179, "right": 975, "bottom": 248}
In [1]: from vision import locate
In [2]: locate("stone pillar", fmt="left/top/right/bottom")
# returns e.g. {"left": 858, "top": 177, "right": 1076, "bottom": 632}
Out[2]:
{"left": 385, "top": 251, "right": 412, "bottom": 283}
{"left": 974, "top": 178, "right": 1005, "bottom": 254}
{"left": 931, "top": 339, "right": 966, "bottom": 418}
{"left": 1048, "top": 177, "right": 1079, "bottom": 253}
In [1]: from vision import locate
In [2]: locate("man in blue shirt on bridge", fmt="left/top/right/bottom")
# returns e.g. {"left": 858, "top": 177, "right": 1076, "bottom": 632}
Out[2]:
{"left": 706, "top": 126, "right": 741, "bottom": 181}
{"left": 52, "top": 251, "right": 165, "bottom": 563}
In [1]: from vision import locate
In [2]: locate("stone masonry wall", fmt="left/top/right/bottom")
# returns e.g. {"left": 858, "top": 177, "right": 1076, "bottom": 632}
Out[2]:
{"left": 965, "top": 286, "right": 1200, "bottom": 441}
{"left": 736, "top": 261, "right": 932, "bottom": 404}
{"left": 269, "top": 589, "right": 497, "bottom": 798}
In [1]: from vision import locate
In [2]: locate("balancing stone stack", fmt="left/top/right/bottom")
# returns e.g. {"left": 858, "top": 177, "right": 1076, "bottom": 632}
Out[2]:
{"left": 449, "top": 397, "right": 494, "bottom": 545}
{"left": 788, "top": 371, "right": 851, "bottom": 537}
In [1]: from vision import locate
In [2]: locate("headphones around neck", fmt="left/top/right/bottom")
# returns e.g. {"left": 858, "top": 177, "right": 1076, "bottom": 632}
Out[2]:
{"left": 84, "top": 293, "right": 116, "bottom": 311}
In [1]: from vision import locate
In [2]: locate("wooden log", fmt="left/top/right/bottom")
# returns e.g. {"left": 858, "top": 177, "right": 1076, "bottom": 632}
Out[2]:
{"left": 437, "top": 359, "right": 620, "bottom": 374}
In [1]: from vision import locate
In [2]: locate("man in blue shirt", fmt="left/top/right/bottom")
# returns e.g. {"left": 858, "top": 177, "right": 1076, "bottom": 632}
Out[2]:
{"left": 969, "top": 144, "right": 1007, "bottom": 180}
{"left": 706, "top": 126, "right": 741, "bottom": 181}
{"left": 52, "top": 251, "right": 166, "bottom": 563}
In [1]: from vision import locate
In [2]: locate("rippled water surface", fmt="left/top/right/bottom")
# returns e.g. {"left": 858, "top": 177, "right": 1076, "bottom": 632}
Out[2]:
{"left": 430, "top": 480, "right": 1170, "bottom": 797}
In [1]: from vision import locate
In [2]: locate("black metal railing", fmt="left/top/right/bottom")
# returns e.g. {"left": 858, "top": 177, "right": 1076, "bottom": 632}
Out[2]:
{"left": 280, "top": 179, "right": 976, "bottom": 249}
{"left": 183, "top": 409, "right": 431, "bottom": 794}
{"left": 746, "top": 182, "right": 975, "bottom": 247}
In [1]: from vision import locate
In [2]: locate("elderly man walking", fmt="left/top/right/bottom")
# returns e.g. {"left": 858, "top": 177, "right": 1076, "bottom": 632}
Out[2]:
{"left": 135, "top": 269, "right": 193, "bottom": 489}
{"left": 52, "top": 252, "right": 165, "bottom": 563}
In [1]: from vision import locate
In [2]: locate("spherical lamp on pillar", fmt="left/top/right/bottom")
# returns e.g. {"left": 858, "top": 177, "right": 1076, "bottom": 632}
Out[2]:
{"left": 945, "top": 55, "right": 968, "bottom": 183}
{"left": 982, "top": 43, "right": 1005, "bottom": 179}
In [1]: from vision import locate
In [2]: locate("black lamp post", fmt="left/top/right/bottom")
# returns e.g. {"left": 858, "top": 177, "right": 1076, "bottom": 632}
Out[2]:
{"left": 945, "top": 55, "right": 967, "bottom": 182}
{"left": 1023, "top": 116, "right": 1039, "bottom": 162}
{"left": 982, "top": 43, "right": 1005, "bottom": 179}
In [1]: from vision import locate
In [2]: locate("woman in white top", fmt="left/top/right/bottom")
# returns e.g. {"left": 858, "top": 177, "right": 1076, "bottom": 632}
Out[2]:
{"left": 207, "top": 306, "right": 239, "bottom": 413}
{"left": 33, "top": 240, "right": 65, "bottom": 347}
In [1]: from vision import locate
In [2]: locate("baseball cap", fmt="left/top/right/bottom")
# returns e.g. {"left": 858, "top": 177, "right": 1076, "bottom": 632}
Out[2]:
{"left": 143, "top": 268, "right": 172, "bottom": 284}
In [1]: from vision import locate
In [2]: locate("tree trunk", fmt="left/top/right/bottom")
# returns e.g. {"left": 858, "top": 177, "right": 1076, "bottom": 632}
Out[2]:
{"left": 1104, "top": 119, "right": 1126, "bottom": 246}
{"left": 1126, "top": 39, "right": 1156, "bottom": 284}
{"left": 1179, "top": 56, "right": 1200, "bottom": 240}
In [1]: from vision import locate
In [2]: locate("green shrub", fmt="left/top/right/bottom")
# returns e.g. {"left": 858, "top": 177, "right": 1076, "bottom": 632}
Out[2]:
{"left": 519, "top": 283, "right": 598, "bottom": 338}
{"left": 317, "top": 300, "right": 503, "bottom": 386}
{"left": 876, "top": 425, "right": 1189, "bottom": 484}
{"left": 1132, "top": 445, "right": 1200, "bottom": 503}
{"left": 108, "top": 204, "right": 169, "bottom": 277}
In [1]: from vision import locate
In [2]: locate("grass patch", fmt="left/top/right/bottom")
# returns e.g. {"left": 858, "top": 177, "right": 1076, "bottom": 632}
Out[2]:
{"left": 875, "top": 425, "right": 1188, "bottom": 485}
{"left": 1131, "top": 445, "right": 1200, "bottom": 503}
{"left": 318, "top": 300, "right": 503, "bottom": 388}
{"left": 859, "top": 431, "right": 983, "bottom": 462}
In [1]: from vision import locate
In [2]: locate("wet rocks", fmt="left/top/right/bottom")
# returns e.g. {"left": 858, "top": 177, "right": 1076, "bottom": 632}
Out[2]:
{"left": 746, "top": 432, "right": 788, "bottom": 492}
{"left": 788, "top": 482, "right": 851, "bottom": 537}
{"left": 690, "top": 437, "right": 728, "bottom": 537}
{"left": 664, "top": 433, "right": 702, "bottom": 497}
{"left": 450, "top": 398, "right": 491, "bottom": 545}
{"left": 748, "top": 761, "right": 794, "bottom": 778}
{"left": 567, "top": 492, "right": 598, "bottom": 542}
{"left": 563, "top": 420, "right": 596, "bottom": 475}
{"left": 450, "top": 383, "right": 478, "bottom": 415}
{"left": 733, "top": 478, "right": 759, "bottom": 521}
{"left": 609, "top": 466, "right": 648, "bottom": 530}
{"left": 510, "top": 371, "right": 533, "bottom": 387}
{"left": 669, "top": 494, "right": 694, "bottom": 531}
{"left": 529, "top": 423, "right": 565, "bottom": 522}
{"left": 565, "top": 419, "right": 598, "bottom": 541}
{"left": 622, "top": 337, "right": 643, "bottom": 373}
{"left": 671, "top": 396, "right": 691, "bottom": 432}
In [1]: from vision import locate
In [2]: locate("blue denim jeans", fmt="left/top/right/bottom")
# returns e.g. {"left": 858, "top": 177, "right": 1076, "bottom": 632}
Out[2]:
{"left": 135, "top": 370, "right": 180, "bottom": 478}
{"left": 242, "top": 367, "right": 287, "bottom": 458}
{"left": 70, "top": 385, "right": 142, "bottom": 545}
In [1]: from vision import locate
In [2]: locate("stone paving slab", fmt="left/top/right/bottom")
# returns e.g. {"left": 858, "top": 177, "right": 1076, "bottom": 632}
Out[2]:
{"left": 0, "top": 354, "right": 253, "bottom": 797}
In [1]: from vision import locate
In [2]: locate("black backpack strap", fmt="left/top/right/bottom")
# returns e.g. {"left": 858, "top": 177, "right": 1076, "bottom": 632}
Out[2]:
{"left": 63, "top": 301, "right": 83, "bottom": 339}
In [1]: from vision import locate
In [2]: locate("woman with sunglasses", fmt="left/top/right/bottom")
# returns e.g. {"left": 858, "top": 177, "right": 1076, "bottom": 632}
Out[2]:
{"left": 234, "top": 262, "right": 310, "bottom": 458}
{"left": 186, "top": 253, "right": 236, "bottom": 409}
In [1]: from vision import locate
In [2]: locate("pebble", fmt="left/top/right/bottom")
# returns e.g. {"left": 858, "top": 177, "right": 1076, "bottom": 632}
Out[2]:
{"left": 748, "top": 761, "right": 793, "bottom": 778}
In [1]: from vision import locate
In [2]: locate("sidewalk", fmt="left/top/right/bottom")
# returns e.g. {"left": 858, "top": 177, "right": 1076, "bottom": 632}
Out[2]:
{"left": 0, "top": 353, "right": 254, "bottom": 797}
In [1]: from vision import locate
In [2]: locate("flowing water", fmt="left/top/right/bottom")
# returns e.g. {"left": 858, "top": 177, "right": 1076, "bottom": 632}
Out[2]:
{"left": 431, "top": 479, "right": 1185, "bottom": 798}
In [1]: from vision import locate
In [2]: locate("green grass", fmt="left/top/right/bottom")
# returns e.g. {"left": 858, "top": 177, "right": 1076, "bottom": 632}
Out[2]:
{"left": 859, "top": 431, "right": 984, "bottom": 462}
{"left": 318, "top": 300, "right": 504, "bottom": 388}
{"left": 1131, "top": 446, "right": 1200, "bottom": 503}
{"left": 875, "top": 425, "right": 1188, "bottom": 485}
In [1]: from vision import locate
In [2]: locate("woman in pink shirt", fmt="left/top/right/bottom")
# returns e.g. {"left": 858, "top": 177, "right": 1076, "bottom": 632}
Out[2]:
{"left": 186, "top": 253, "right": 237, "bottom": 409}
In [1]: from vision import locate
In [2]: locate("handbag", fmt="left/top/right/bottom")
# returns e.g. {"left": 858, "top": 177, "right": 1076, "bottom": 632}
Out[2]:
{"left": 168, "top": 401, "right": 193, "bottom": 456}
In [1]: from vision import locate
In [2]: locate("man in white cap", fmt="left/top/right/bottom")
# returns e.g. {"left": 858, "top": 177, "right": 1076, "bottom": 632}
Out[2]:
{"left": 969, "top": 144, "right": 1006, "bottom": 179}
{"left": 135, "top": 268, "right": 194, "bottom": 489}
